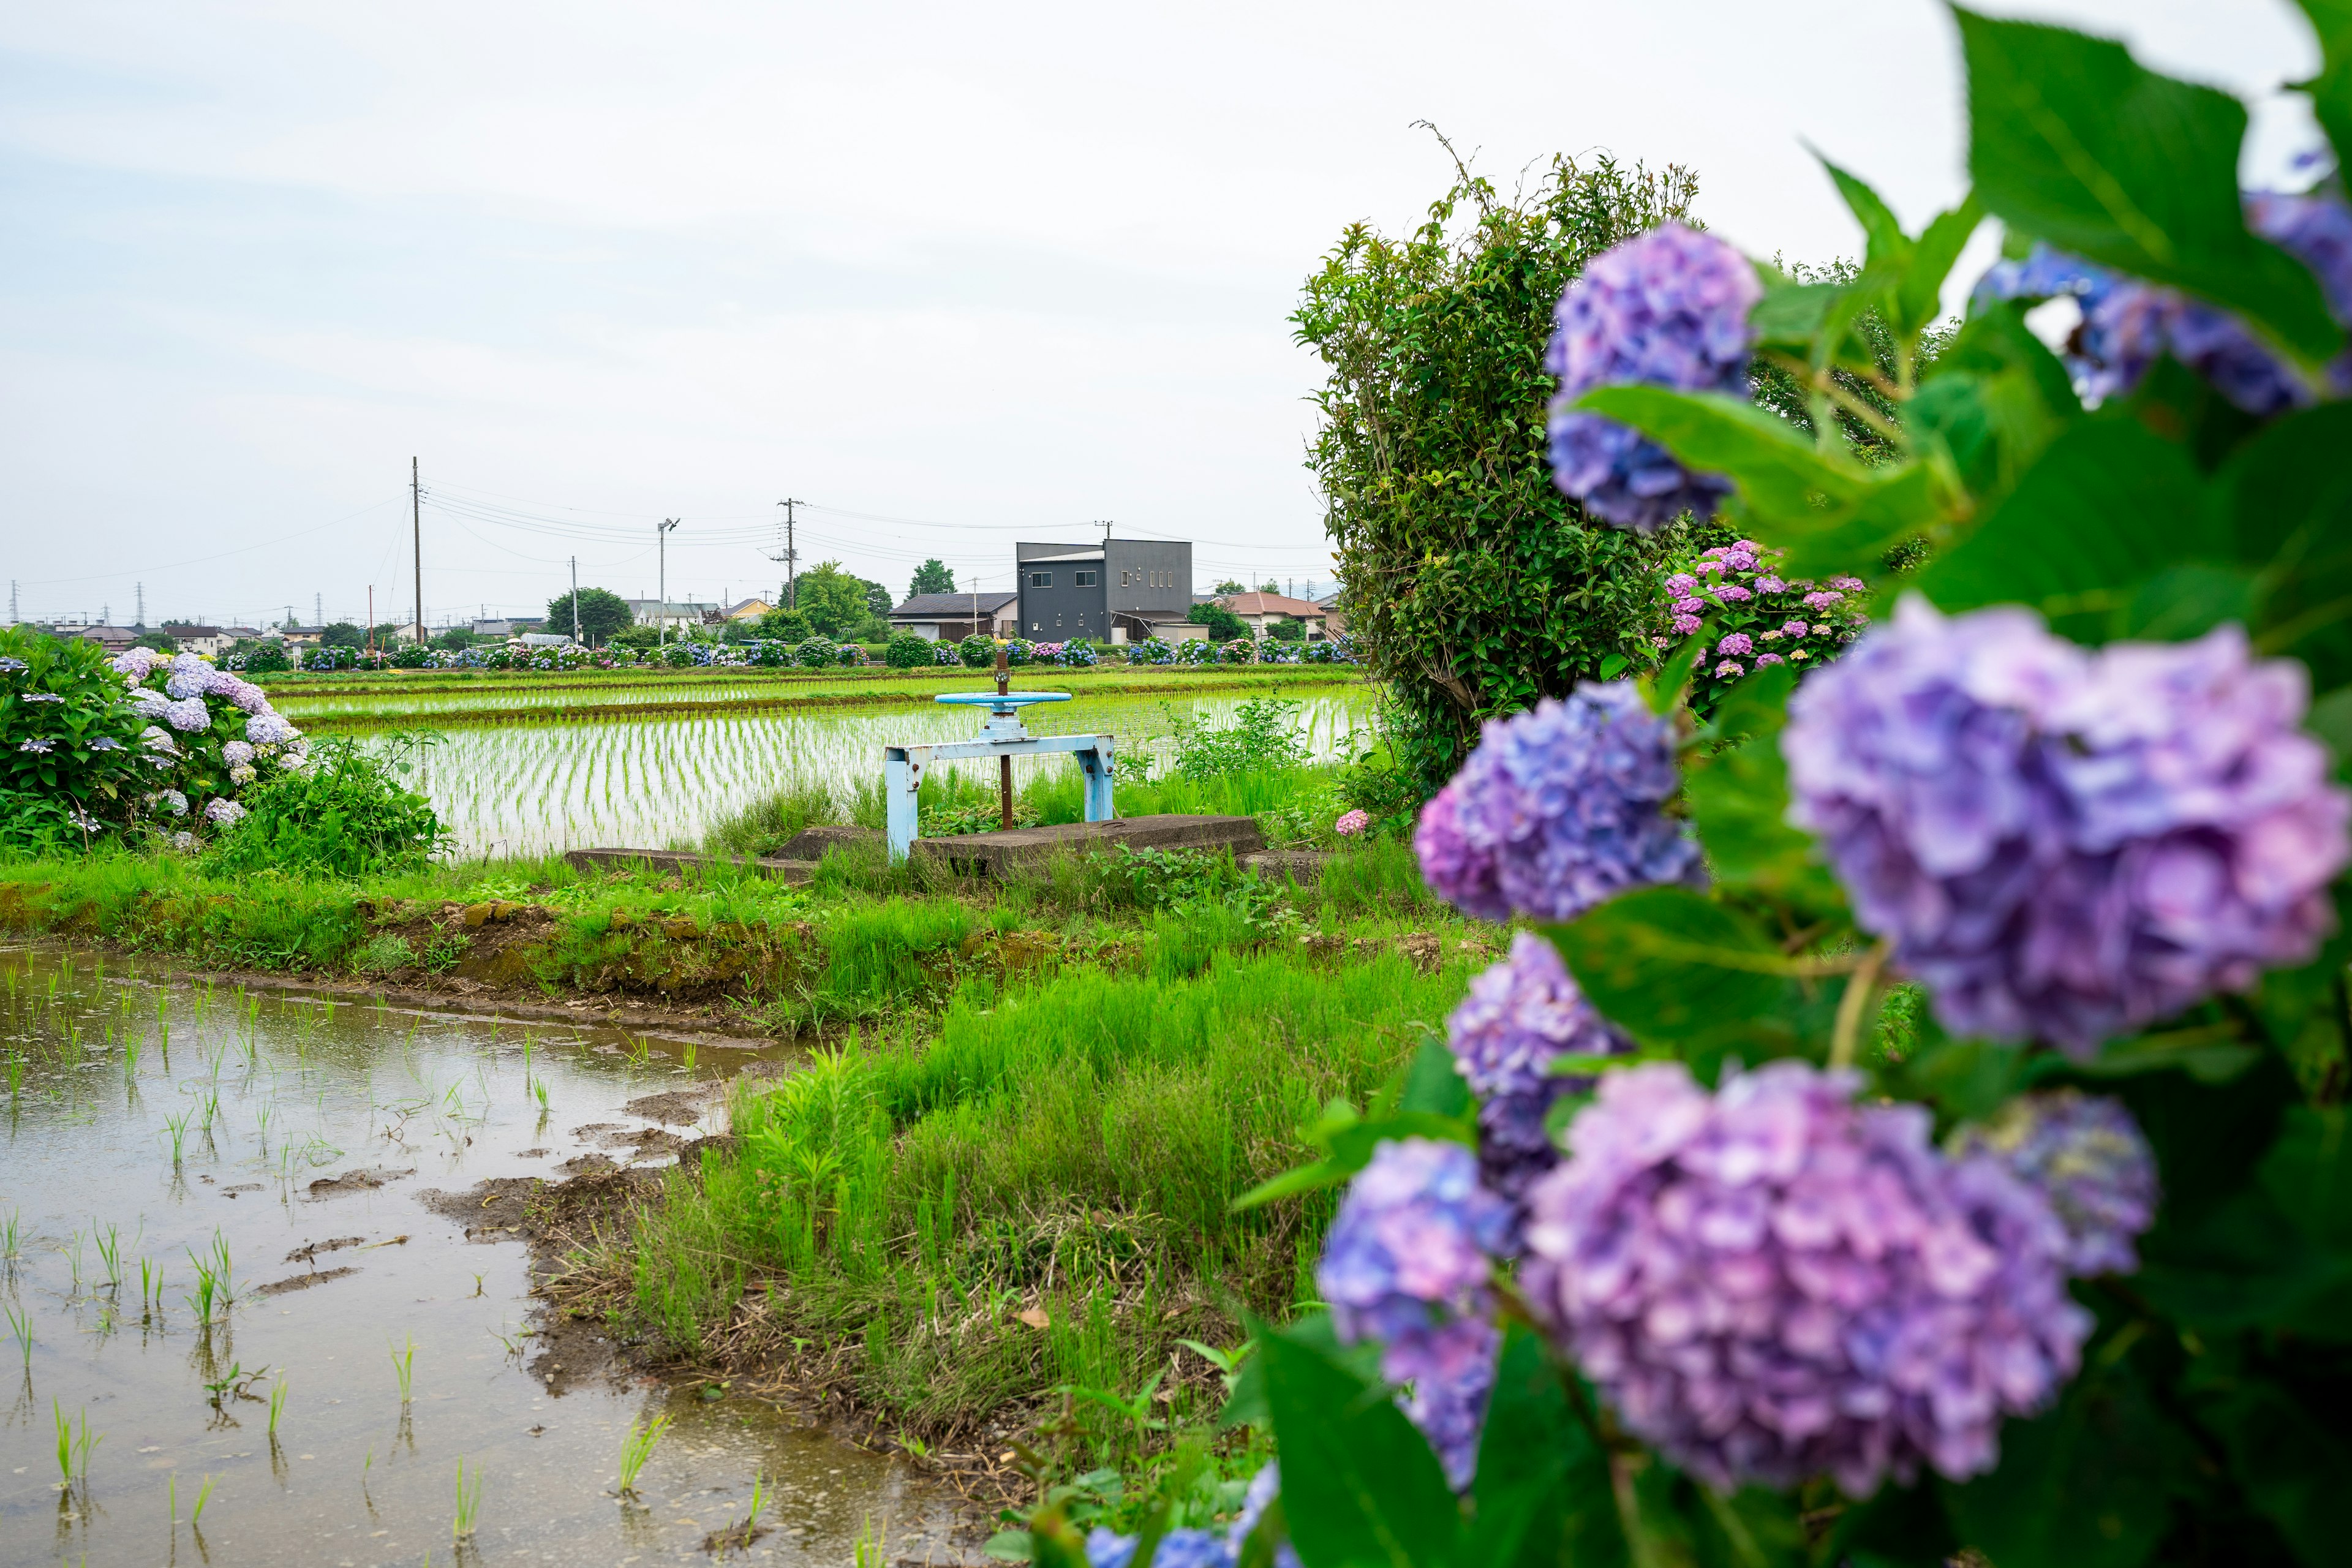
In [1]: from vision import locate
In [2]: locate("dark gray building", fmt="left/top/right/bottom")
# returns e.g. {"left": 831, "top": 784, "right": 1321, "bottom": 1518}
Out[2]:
{"left": 1017, "top": 538, "right": 1192, "bottom": 643}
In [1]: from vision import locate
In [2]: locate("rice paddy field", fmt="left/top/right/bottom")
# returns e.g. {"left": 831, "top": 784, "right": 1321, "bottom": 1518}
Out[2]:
{"left": 363, "top": 684, "right": 1378, "bottom": 859}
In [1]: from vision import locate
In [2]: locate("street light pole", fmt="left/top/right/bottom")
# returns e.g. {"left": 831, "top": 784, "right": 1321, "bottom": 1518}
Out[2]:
{"left": 657, "top": 519, "right": 680, "bottom": 649}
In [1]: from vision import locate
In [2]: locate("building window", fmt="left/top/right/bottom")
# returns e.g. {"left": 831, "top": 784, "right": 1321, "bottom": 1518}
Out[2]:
{"left": 1120, "top": 570, "right": 1131, "bottom": 587}
{"left": 1074, "top": 570, "right": 1096, "bottom": 587}
{"left": 1028, "top": 570, "right": 1052, "bottom": 587}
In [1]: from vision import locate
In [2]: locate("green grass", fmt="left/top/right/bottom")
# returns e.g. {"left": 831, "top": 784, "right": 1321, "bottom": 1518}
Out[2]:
{"left": 612, "top": 918, "right": 1490, "bottom": 1449}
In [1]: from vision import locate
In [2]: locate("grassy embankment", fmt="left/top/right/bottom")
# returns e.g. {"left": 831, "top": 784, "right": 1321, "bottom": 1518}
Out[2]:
{"left": 265, "top": 662, "right": 1362, "bottom": 732}
{"left": 0, "top": 764, "right": 1486, "bottom": 1480}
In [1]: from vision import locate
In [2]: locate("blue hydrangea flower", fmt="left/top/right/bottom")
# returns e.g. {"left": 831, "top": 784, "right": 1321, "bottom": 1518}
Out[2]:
{"left": 1520, "top": 1060, "right": 2088, "bottom": 1496}
{"left": 1952, "top": 1091, "right": 2157, "bottom": 1276}
{"left": 1225, "top": 1464, "right": 1301, "bottom": 1568}
{"left": 1448, "top": 932, "right": 1631, "bottom": 1211}
{"left": 1318, "top": 1139, "right": 1513, "bottom": 1488}
{"left": 245, "top": 712, "right": 301, "bottom": 746}
{"left": 1085, "top": 1526, "right": 1233, "bottom": 1568}
{"left": 1415, "top": 682, "right": 1703, "bottom": 924}
{"left": 2248, "top": 186, "right": 2352, "bottom": 396}
{"left": 1545, "top": 223, "right": 1760, "bottom": 532}
{"left": 1783, "top": 597, "right": 2351, "bottom": 1052}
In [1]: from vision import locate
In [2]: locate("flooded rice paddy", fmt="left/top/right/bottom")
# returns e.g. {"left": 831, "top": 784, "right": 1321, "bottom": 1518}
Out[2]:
{"left": 386, "top": 687, "right": 1376, "bottom": 859}
{"left": 0, "top": 945, "right": 961, "bottom": 1567}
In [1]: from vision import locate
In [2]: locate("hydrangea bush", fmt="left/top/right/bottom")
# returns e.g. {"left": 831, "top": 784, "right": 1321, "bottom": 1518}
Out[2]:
{"left": 1654, "top": 537, "right": 1872, "bottom": 717}
{"left": 1023, "top": 11, "right": 2352, "bottom": 1566}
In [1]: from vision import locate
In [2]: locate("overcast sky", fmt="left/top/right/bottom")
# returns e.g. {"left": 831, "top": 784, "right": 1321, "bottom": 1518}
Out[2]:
{"left": 0, "top": 0, "right": 2324, "bottom": 630}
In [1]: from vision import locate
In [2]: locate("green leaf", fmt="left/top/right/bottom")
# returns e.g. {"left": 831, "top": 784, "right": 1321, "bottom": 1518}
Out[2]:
{"left": 2059, "top": 1028, "right": 2260, "bottom": 1086}
{"left": 1819, "top": 156, "right": 1907, "bottom": 270}
{"left": 1919, "top": 416, "right": 2220, "bottom": 635}
{"left": 1684, "top": 666, "right": 1845, "bottom": 911}
{"left": 1747, "top": 280, "right": 1844, "bottom": 348}
{"left": 1547, "top": 888, "right": 1806, "bottom": 1068}
{"left": 1570, "top": 385, "right": 1866, "bottom": 519}
{"left": 1466, "top": 1327, "right": 1623, "bottom": 1568}
{"left": 1826, "top": 1482, "right": 1958, "bottom": 1568}
{"left": 1644, "top": 626, "right": 1711, "bottom": 718}
{"left": 1396, "top": 1036, "right": 1472, "bottom": 1118}
{"left": 1957, "top": 7, "right": 2343, "bottom": 366}
{"left": 2196, "top": 1371, "right": 2352, "bottom": 1565}
{"left": 1940, "top": 1357, "right": 2179, "bottom": 1568}
{"left": 2209, "top": 401, "right": 2352, "bottom": 690}
{"left": 1894, "top": 195, "right": 1985, "bottom": 339}
{"left": 2290, "top": 0, "right": 2352, "bottom": 179}
{"left": 1262, "top": 1321, "right": 1462, "bottom": 1568}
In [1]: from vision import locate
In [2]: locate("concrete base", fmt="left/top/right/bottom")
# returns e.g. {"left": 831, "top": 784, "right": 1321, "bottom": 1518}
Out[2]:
{"left": 911, "top": 814, "right": 1264, "bottom": 875}
{"left": 563, "top": 848, "right": 816, "bottom": 883}
{"left": 775, "top": 824, "right": 883, "bottom": 862}
{"left": 1239, "top": 850, "right": 1329, "bottom": 884}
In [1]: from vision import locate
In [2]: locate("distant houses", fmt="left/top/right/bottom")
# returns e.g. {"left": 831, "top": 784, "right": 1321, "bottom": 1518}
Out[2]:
{"left": 889, "top": 591, "right": 1020, "bottom": 642}
{"left": 1216, "top": 591, "right": 1330, "bottom": 639}
{"left": 624, "top": 598, "right": 718, "bottom": 631}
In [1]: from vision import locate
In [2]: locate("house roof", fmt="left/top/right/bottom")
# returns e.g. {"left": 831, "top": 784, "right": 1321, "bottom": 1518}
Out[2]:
{"left": 723, "top": 598, "right": 772, "bottom": 619}
{"left": 892, "top": 592, "right": 1018, "bottom": 617}
{"left": 1220, "top": 593, "right": 1325, "bottom": 617}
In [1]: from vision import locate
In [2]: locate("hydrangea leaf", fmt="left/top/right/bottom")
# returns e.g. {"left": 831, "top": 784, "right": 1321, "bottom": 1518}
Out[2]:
{"left": 1940, "top": 1358, "right": 2180, "bottom": 1568}
{"left": 1918, "top": 416, "right": 2222, "bottom": 632}
{"left": 1466, "top": 1326, "right": 1624, "bottom": 1568}
{"left": 2211, "top": 402, "right": 2352, "bottom": 691}
{"left": 1683, "top": 665, "right": 1846, "bottom": 913}
{"left": 2193, "top": 1370, "right": 2352, "bottom": 1562}
{"left": 1260, "top": 1320, "right": 1463, "bottom": 1568}
{"left": 1956, "top": 7, "right": 2343, "bottom": 366}
{"left": 1893, "top": 195, "right": 1985, "bottom": 341}
{"left": 1570, "top": 385, "right": 1866, "bottom": 519}
{"left": 1826, "top": 1481, "right": 1959, "bottom": 1568}
{"left": 1544, "top": 888, "right": 1808, "bottom": 1068}
{"left": 2288, "top": 0, "right": 2352, "bottom": 180}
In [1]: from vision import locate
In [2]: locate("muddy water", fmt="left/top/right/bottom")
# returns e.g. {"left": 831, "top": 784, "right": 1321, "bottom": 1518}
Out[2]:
{"left": 0, "top": 946, "right": 965, "bottom": 1567}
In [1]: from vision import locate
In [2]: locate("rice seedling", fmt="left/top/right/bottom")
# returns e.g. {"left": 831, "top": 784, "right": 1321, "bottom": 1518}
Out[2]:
{"left": 92, "top": 1223, "right": 123, "bottom": 1294}
{"left": 5, "top": 1299, "right": 31, "bottom": 1373}
{"left": 162, "top": 1110, "right": 190, "bottom": 1166}
{"left": 391, "top": 1334, "right": 415, "bottom": 1402}
{"left": 184, "top": 1231, "right": 232, "bottom": 1322}
{"left": 191, "top": 1472, "right": 216, "bottom": 1527}
{"left": 53, "top": 1399, "right": 99, "bottom": 1485}
{"left": 453, "top": 1457, "right": 484, "bottom": 1538}
{"left": 616, "top": 1411, "right": 671, "bottom": 1496}
{"left": 1, "top": 1205, "right": 18, "bottom": 1259}
{"left": 532, "top": 1079, "right": 550, "bottom": 1116}
{"left": 140, "top": 1258, "right": 163, "bottom": 1321}
{"left": 268, "top": 1372, "right": 288, "bottom": 1438}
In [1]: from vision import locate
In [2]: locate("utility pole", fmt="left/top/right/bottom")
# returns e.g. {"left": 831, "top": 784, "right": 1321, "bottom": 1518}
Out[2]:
{"left": 411, "top": 456, "right": 424, "bottom": 646}
{"left": 135, "top": 582, "right": 145, "bottom": 629}
{"left": 7, "top": 582, "right": 14, "bottom": 624}
{"left": 315, "top": 592, "right": 322, "bottom": 628}
{"left": 570, "top": 556, "right": 581, "bottom": 644}
{"left": 657, "top": 518, "right": 680, "bottom": 647}
{"left": 368, "top": 586, "right": 375, "bottom": 657}
{"left": 770, "top": 499, "right": 802, "bottom": 609}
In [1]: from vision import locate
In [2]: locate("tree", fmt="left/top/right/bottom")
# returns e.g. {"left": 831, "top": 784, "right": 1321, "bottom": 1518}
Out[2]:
{"left": 1266, "top": 616, "right": 1306, "bottom": 643}
{"left": 1257, "top": 581, "right": 1281, "bottom": 594}
{"left": 546, "top": 587, "right": 633, "bottom": 647}
{"left": 862, "top": 578, "right": 893, "bottom": 619}
{"left": 1213, "top": 579, "right": 1246, "bottom": 597}
{"left": 318, "top": 622, "right": 364, "bottom": 649}
{"left": 1295, "top": 144, "right": 1698, "bottom": 794}
{"left": 431, "top": 627, "right": 477, "bottom": 650}
{"left": 1188, "top": 603, "right": 1248, "bottom": 643}
{"left": 756, "top": 607, "right": 811, "bottom": 643}
{"left": 792, "top": 562, "right": 873, "bottom": 637}
{"left": 909, "top": 559, "right": 955, "bottom": 597}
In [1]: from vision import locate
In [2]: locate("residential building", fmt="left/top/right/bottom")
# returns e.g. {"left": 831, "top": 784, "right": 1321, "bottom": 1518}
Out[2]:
{"left": 889, "top": 591, "right": 1020, "bottom": 642}
{"left": 162, "top": 624, "right": 234, "bottom": 657}
{"left": 74, "top": 625, "right": 140, "bottom": 652}
{"left": 1313, "top": 593, "right": 1349, "bottom": 636}
{"left": 1217, "top": 591, "right": 1329, "bottom": 639}
{"left": 472, "top": 616, "right": 546, "bottom": 638}
{"left": 516, "top": 632, "right": 576, "bottom": 648}
{"left": 1017, "top": 538, "right": 1191, "bottom": 644}
{"left": 623, "top": 598, "right": 718, "bottom": 630}
{"left": 720, "top": 598, "right": 774, "bottom": 623}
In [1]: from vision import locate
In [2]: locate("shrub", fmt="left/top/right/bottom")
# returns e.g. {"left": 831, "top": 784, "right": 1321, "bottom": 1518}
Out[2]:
{"left": 1295, "top": 149, "right": 1698, "bottom": 795}
{"left": 388, "top": 643, "right": 431, "bottom": 669}
{"left": 0, "top": 627, "right": 148, "bottom": 843}
{"left": 933, "top": 641, "right": 961, "bottom": 666}
{"left": 242, "top": 641, "right": 293, "bottom": 673}
{"left": 1167, "top": 697, "right": 1308, "bottom": 782}
{"left": 957, "top": 634, "right": 995, "bottom": 669}
{"left": 1126, "top": 637, "right": 1175, "bottom": 665}
{"left": 205, "top": 731, "right": 447, "bottom": 878}
{"left": 834, "top": 642, "right": 865, "bottom": 666}
{"left": 1004, "top": 638, "right": 1036, "bottom": 666}
{"left": 884, "top": 632, "right": 933, "bottom": 668}
{"left": 796, "top": 636, "right": 836, "bottom": 669}
{"left": 1188, "top": 603, "right": 1247, "bottom": 642}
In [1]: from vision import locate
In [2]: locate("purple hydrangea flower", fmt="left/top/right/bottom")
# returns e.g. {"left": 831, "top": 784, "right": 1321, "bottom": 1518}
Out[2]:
{"left": 1521, "top": 1060, "right": 2088, "bottom": 1496}
{"left": 1973, "top": 242, "right": 2312, "bottom": 414}
{"left": 1802, "top": 592, "right": 1845, "bottom": 611}
{"left": 1755, "top": 575, "right": 1787, "bottom": 594}
{"left": 1714, "top": 660, "right": 1745, "bottom": 678}
{"left": 2248, "top": 187, "right": 2352, "bottom": 394}
{"left": 1671, "top": 613, "right": 1703, "bottom": 636}
{"left": 1711, "top": 584, "right": 1754, "bottom": 603}
{"left": 1828, "top": 576, "right": 1866, "bottom": 592}
{"left": 1414, "top": 682, "right": 1704, "bottom": 924}
{"left": 160, "top": 790, "right": 189, "bottom": 816}
{"left": 109, "top": 647, "right": 161, "bottom": 679}
{"left": 1784, "top": 597, "right": 2351, "bottom": 1052}
{"left": 167, "top": 830, "right": 198, "bottom": 853}
{"left": 245, "top": 712, "right": 300, "bottom": 746}
{"left": 1448, "top": 932, "right": 1632, "bottom": 1209}
{"left": 127, "top": 687, "right": 171, "bottom": 720}
{"left": 1756, "top": 653, "right": 1786, "bottom": 667}
{"left": 1671, "top": 595, "right": 1705, "bottom": 615}
{"left": 221, "top": 740, "right": 255, "bottom": 766}
{"left": 89, "top": 736, "right": 124, "bottom": 750}
{"left": 22, "top": 692, "right": 63, "bottom": 704}
{"left": 1717, "top": 633, "right": 1755, "bottom": 658}
{"left": 1784, "top": 620, "right": 1810, "bottom": 638}
{"left": 164, "top": 669, "right": 209, "bottom": 701}
{"left": 213, "top": 676, "right": 270, "bottom": 715}
{"left": 17, "top": 739, "right": 53, "bottom": 754}
{"left": 204, "top": 797, "right": 247, "bottom": 827}
{"left": 1667, "top": 573, "right": 1699, "bottom": 595}
{"left": 165, "top": 696, "right": 211, "bottom": 733}
{"left": 1545, "top": 224, "right": 1761, "bottom": 532}
{"left": 1953, "top": 1091, "right": 2157, "bottom": 1278}
{"left": 1085, "top": 1527, "right": 1233, "bottom": 1568}
{"left": 1318, "top": 1139, "right": 1513, "bottom": 1488}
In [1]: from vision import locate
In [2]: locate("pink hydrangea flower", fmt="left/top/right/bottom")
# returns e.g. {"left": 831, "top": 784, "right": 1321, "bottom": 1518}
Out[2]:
{"left": 1335, "top": 809, "right": 1371, "bottom": 837}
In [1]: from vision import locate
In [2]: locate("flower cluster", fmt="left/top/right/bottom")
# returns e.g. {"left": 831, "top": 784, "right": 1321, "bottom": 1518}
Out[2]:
{"left": 1334, "top": 808, "right": 1371, "bottom": 837}
{"left": 1545, "top": 224, "right": 1761, "bottom": 532}
{"left": 1520, "top": 1060, "right": 2090, "bottom": 1495}
{"left": 1317, "top": 1139, "right": 1513, "bottom": 1488}
{"left": 1656, "top": 541, "right": 1870, "bottom": 709}
{"left": 1082, "top": 1465, "right": 1296, "bottom": 1568}
{"left": 1951, "top": 1091, "right": 2157, "bottom": 1276}
{"left": 1446, "top": 932, "right": 1631, "bottom": 1211}
{"left": 110, "top": 647, "right": 306, "bottom": 839}
{"left": 1784, "top": 598, "right": 2350, "bottom": 1051}
{"left": 1415, "top": 682, "right": 1703, "bottom": 924}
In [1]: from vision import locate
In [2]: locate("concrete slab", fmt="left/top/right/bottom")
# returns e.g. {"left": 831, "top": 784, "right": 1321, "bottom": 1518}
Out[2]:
{"left": 911, "top": 814, "right": 1264, "bottom": 875}
{"left": 775, "top": 823, "right": 883, "bottom": 861}
{"left": 562, "top": 848, "right": 816, "bottom": 884}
